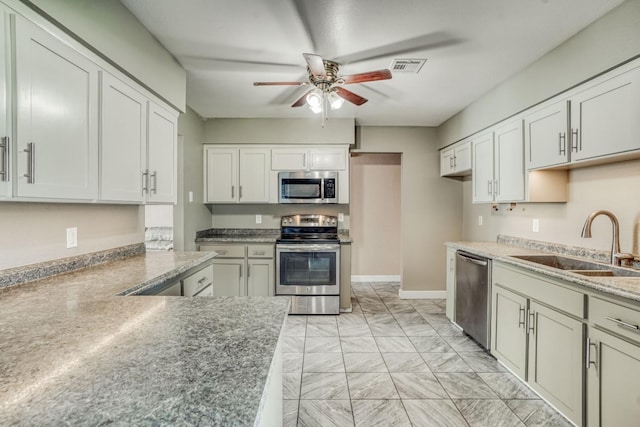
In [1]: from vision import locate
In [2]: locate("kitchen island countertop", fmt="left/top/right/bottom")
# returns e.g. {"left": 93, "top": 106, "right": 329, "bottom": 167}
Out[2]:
{"left": 0, "top": 251, "right": 289, "bottom": 426}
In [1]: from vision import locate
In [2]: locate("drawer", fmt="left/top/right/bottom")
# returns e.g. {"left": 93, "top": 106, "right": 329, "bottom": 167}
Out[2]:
{"left": 591, "top": 296, "right": 640, "bottom": 344}
{"left": 183, "top": 265, "right": 214, "bottom": 297}
{"left": 247, "top": 244, "right": 274, "bottom": 258}
{"left": 199, "top": 244, "right": 245, "bottom": 258}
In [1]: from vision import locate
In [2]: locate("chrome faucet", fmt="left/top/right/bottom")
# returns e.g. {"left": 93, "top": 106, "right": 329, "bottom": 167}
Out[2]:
{"left": 581, "top": 210, "right": 634, "bottom": 266}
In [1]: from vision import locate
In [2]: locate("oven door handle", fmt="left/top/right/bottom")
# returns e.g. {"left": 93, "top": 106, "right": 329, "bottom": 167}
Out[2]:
{"left": 277, "top": 244, "right": 340, "bottom": 252}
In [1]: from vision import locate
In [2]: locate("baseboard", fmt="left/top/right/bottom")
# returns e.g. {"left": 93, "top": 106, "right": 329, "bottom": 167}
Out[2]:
{"left": 398, "top": 290, "right": 446, "bottom": 299}
{"left": 351, "top": 275, "right": 401, "bottom": 283}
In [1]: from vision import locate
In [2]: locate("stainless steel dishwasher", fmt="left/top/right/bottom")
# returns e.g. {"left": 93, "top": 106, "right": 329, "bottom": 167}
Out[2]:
{"left": 455, "top": 251, "right": 491, "bottom": 349}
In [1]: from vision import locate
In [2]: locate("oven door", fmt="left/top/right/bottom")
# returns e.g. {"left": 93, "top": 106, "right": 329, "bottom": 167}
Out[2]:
{"left": 276, "top": 244, "right": 340, "bottom": 295}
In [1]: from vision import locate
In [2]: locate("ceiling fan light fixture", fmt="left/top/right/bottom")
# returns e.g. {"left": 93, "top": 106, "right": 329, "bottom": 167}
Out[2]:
{"left": 306, "top": 90, "right": 322, "bottom": 108}
{"left": 329, "top": 92, "right": 344, "bottom": 110}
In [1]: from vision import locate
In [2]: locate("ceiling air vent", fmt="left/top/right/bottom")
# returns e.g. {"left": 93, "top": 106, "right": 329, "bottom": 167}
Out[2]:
{"left": 389, "top": 58, "right": 426, "bottom": 73}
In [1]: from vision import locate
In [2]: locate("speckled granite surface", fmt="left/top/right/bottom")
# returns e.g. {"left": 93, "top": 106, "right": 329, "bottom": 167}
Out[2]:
{"left": 447, "top": 236, "right": 640, "bottom": 303}
{"left": 0, "top": 243, "right": 145, "bottom": 289}
{"left": 0, "top": 251, "right": 290, "bottom": 426}
{"left": 195, "top": 227, "right": 353, "bottom": 243}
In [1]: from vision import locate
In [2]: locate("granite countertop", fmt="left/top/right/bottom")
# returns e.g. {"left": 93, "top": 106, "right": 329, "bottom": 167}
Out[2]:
{"left": 195, "top": 228, "right": 353, "bottom": 244}
{"left": 446, "top": 239, "right": 640, "bottom": 303}
{"left": 0, "top": 251, "right": 290, "bottom": 425}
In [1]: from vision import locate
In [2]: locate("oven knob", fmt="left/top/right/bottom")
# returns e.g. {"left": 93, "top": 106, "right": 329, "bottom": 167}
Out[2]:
{"left": 306, "top": 287, "right": 311, "bottom": 292}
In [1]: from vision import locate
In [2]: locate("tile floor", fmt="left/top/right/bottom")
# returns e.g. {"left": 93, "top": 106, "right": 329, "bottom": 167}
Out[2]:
{"left": 282, "top": 282, "right": 573, "bottom": 427}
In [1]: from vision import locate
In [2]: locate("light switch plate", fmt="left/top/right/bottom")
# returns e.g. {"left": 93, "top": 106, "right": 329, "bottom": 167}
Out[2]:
{"left": 188, "top": 191, "right": 194, "bottom": 203}
{"left": 478, "top": 215, "right": 483, "bottom": 226}
{"left": 338, "top": 213, "right": 344, "bottom": 222}
{"left": 66, "top": 227, "right": 78, "bottom": 248}
{"left": 255, "top": 214, "right": 262, "bottom": 224}
{"left": 532, "top": 218, "right": 539, "bottom": 233}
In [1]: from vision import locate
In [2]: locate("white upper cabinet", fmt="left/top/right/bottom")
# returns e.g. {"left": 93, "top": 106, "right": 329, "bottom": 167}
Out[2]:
{"left": 494, "top": 120, "right": 525, "bottom": 202}
{"left": 146, "top": 101, "right": 177, "bottom": 204}
{"left": 472, "top": 121, "right": 525, "bottom": 204}
{"left": 272, "top": 147, "right": 347, "bottom": 171}
{"left": 472, "top": 131, "right": 496, "bottom": 203}
{"left": 570, "top": 66, "right": 640, "bottom": 162}
{"left": 205, "top": 146, "right": 270, "bottom": 203}
{"left": 0, "top": 6, "right": 10, "bottom": 199}
{"left": 524, "top": 100, "right": 570, "bottom": 169}
{"left": 100, "top": 72, "right": 147, "bottom": 202}
{"left": 440, "top": 139, "right": 471, "bottom": 177}
{"left": 14, "top": 15, "right": 99, "bottom": 200}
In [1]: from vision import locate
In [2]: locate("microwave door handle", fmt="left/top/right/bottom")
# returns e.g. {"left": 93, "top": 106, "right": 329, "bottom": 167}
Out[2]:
{"left": 320, "top": 178, "right": 324, "bottom": 199}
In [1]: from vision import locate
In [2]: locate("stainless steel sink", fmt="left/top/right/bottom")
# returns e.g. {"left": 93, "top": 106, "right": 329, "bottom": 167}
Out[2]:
{"left": 509, "top": 254, "right": 640, "bottom": 277}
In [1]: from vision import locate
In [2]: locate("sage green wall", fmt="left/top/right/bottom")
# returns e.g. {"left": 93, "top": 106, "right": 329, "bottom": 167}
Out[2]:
{"left": 354, "top": 126, "right": 463, "bottom": 293}
{"left": 436, "top": 0, "right": 640, "bottom": 256}
{"left": 176, "top": 107, "right": 213, "bottom": 250}
{"left": 437, "top": 0, "right": 640, "bottom": 148}
{"left": 22, "top": 0, "right": 186, "bottom": 110}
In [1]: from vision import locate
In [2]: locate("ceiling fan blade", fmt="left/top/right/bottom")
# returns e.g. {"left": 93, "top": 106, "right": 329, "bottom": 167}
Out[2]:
{"left": 334, "top": 87, "right": 368, "bottom": 106}
{"left": 341, "top": 69, "right": 392, "bottom": 85}
{"left": 253, "top": 81, "right": 308, "bottom": 86}
{"left": 303, "top": 53, "right": 326, "bottom": 77}
{"left": 291, "top": 89, "right": 313, "bottom": 107}
{"left": 334, "top": 31, "right": 462, "bottom": 64}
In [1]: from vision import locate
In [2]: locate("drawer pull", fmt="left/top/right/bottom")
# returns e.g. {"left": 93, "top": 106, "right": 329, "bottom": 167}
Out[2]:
{"left": 217, "top": 250, "right": 227, "bottom": 255}
{"left": 253, "top": 250, "right": 265, "bottom": 256}
{"left": 606, "top": 316, "right": 640, "bottom": 332}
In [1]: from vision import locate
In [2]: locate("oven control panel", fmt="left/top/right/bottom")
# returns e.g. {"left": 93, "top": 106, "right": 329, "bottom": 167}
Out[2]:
{"left": 281, "top": 215, "right": 338, "bottom": 227}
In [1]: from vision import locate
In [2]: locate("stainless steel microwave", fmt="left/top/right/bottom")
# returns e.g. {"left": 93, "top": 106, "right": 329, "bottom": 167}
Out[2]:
{"left": 278, "top": 171, "right": 338, "bottom": 204}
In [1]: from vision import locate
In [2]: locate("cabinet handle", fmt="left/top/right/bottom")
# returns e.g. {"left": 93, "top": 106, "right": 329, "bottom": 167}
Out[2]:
{"left": 150, "top": 171, "right": 157, "bottom": 194}
{"left": 453, "top": 155, "right": 457, "bottom": 169}
{"left": 606, "top": 316, "right": 640, "bottom": 332}
{"left": 239, "top": 185, "right": 242, "bottom": 199}
{"left": 253, "top": 250, "right": 265, "bottom": 256}
{"left": 0, "top": 136, "right": 8, "bottom": 182}
{"left": 571, "top": 128, "right": 579, "bottom": 152}
{"left": 23, "top": 142, "right": 35, "bottom": 184}
{"left": 528, "top": 310, "right": 536, "bottom": 334}
{"left": 494, "top": 179, "right": 499, "bottom": 196}
{"left": 518, "top": 307, "right": 525, "bottom": 329}
{"left": 142, "top": 170, "right": 149, "bottom": 193}
{"left": 231, "top": 185, "right": 235, "bottom": 198}
{"left": 559, "top": 132, "right": 566, "bottom": 156}
{"left": 487, "top": 180, "right": 492, "bottom": 196}
{"left": 449, "top": 258, "right": 454, "bottom": 273}
{"left": 586, "top": 337, "right": 598, "bottom": 369}
{"left": 239, "top": 265, "right": 242, "bottom": 279}
{"left": 247, "top": 264, "right": 250, "bottom": 277}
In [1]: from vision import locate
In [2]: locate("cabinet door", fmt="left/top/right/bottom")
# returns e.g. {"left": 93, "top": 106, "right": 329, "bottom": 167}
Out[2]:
{"left": 0, "top": 7, "right": 10, "bottom": 198}
{"left": 247, "top": 259, "right": 274, "bottom": 297}
{"left": 147, "top": 102, "right": 177, "bottom": 203}
{"left": 587, "top": 328, "right": 640, "bottom": 427}
{"left": 15, "top": 16, "right": 99, "bottom": 200}
{"left": 271, "top": 148, "right": 307, "bottom": 170}
{"left": 440, "top": 148, "right": 455, "bottom": 176}
{"left": 571, "top": 66, "right": 640, "bottom": 162}
{"left": 212, "top": 259, "right": 244, "bottom": 296}
{"left": 494, "top": 120, "right": 524, "bottom": 202}
{"left": 491, "top": 284, "right": 528, "bottom": 378}
{"left": 454, "top": 141, "right": 471, "bottom": 173}
{"left": 205, "top": 148, "right": 238, "bottom": 202}
{"left": 524, "top": 100, "right": 569, "bottom": 169}
{"left": 100, "top": 72, "right": 146, "bottom": 202}
{"left": 310, "top": 148, "right": 346, "bottom": 170}
{"left": 528, "top": 301, "right": 584, "bottom": 426}
{"left": 239, "top": 148, "right": 270, "bottom": 203}
{"left": 472, "top": 132, "right": 494, "bottom": 203}
{"left": 445, "top": 247, "right": 456, "bottom": 320}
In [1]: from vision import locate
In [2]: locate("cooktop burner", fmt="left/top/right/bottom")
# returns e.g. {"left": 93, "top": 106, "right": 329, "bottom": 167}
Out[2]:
{"left": 278, "top": 214, "right": 339, "bottom": 243}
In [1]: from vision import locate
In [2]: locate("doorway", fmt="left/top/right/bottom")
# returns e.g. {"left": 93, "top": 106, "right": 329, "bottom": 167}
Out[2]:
{"left": 349, "top": 153, "right": 401, "bottom": 281}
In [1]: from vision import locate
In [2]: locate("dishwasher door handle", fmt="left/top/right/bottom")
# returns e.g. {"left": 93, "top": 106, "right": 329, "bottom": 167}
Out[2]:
{"left": 458, "top": 253, "right": 488, "bottom": 267}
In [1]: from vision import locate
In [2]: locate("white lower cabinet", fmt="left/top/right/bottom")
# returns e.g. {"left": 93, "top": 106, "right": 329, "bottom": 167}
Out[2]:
{"left": 199, "top": 244, "right": 274, "bottom": 296}
{"left": 587, "top": 297, "right": 640, "bottom": 427}
{"left": 491, "top": 263, "right": 585, "bottom": 426}
{"left": 182, "top": 264, "right": 214, "bottom": 297}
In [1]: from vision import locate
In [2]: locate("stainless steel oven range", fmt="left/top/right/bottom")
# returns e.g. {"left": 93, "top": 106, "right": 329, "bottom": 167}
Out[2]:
{"left": 276, "top": 214, "right": 340, "bottom": 314}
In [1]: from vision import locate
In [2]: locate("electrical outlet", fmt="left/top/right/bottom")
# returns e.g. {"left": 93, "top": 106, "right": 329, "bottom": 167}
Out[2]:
{"left": 338, "top": 213, "right": 344, "bottom": 222}
{"left": 478, "top": 215, "right": 483, "bottom": 226}
{"left": 532, "top": 218, "right": 539, "bottom": 233}
{"left": 255, "top": 214, "right": 262, "bottom": 224}
{"left": 188, "top": 191, "right": 194, "bottom": 203}
{"left": 66, "top": 227, "right": 78, "bottom": 248}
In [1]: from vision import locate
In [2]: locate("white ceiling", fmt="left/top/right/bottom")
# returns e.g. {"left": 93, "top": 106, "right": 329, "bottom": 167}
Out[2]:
{"left": 121, "top": 0, "right": 623, "bottom": 126}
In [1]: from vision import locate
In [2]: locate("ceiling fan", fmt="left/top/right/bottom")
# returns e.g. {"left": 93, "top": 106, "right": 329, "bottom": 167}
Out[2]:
{"left": 253, "top": 53, "right": 392, "bottom": 110}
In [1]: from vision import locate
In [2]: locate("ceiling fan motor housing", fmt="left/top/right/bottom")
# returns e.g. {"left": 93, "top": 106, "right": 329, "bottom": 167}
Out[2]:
{"left": 308, "top": 60, "right": 341, "bottom": 91}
